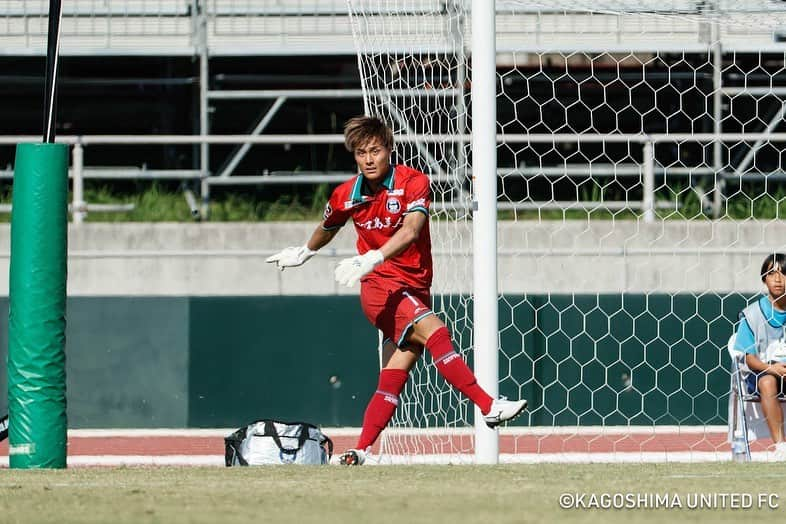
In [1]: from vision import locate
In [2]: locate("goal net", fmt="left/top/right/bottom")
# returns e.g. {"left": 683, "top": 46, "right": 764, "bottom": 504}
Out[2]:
{"left": 347, "top": 0, "right": 786, "bottom": 463}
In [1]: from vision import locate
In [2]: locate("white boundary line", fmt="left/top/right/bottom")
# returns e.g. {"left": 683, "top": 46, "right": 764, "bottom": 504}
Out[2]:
{"left": 0, "top": 456, "right": 224, "bottom": 467}
{"left": 69, "top": 428, "right": 238, "bottom": 438}
{"left": 371, "top": 452, "right": 737, "bottom": 465}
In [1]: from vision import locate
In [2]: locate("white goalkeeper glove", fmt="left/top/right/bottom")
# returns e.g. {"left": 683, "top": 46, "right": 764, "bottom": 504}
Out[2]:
{"left": 265, "top": 245, "right": 317, "bottom": 271}
{"left": 334, "top": 249, "right": 384, "bottom": 287}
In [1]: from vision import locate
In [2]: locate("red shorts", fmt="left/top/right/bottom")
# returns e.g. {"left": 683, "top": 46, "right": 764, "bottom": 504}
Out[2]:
{"left": 360, "top": 279, "right": 433, "bottom": 348}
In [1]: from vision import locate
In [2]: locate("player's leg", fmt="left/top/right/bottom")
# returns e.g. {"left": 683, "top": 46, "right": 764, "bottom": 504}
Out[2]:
{"left": 405, "top": 295, "right": 526, "bottom": 426}
{"left": 757, "top": 374, "right": 785, "bottom": 443}
{"left": 340, "top": 341, "right": 421, "bottom": 465}
{"left": 357, "top": 341, "right": 421, "bottom": 450}
{"left": 408, "top": 314, "right": 493, "bottom": 414}
{"left": 341, "top": 281, "right": 421, "bottom": 465}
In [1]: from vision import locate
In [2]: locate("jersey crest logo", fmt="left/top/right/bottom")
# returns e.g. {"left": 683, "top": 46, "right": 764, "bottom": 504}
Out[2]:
{"left": 386, "top": 198, "right": 402, "bottom": 214}
{"left": 323, "top": 203, "right": 333, "bottom": 220}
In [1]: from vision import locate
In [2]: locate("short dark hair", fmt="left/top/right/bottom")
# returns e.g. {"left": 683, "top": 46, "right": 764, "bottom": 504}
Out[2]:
{"left": 761, "top": 253, "right": 786, "bottom": 281}
{"left": 343, "top": 116, "right": 394, "bottom": 152}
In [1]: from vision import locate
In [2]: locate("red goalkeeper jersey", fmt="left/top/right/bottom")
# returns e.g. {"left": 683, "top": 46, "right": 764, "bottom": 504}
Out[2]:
{"left": 321, "top": 164, "right": 432, "bottom": 288}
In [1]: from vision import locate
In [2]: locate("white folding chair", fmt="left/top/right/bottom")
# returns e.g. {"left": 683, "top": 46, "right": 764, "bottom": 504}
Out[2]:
{"left": 727, "top": 333, "right": 786, "bottom": 462}
{"left": 728, "top": 333, "right": 753, "bottom": 461}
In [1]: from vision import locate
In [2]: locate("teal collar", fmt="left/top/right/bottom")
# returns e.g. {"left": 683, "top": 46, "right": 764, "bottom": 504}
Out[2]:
{"left": 350, "top": 165, "right": 395, "bottom": 203}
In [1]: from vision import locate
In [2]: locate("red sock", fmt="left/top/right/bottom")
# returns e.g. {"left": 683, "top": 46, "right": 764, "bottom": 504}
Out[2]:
{"left": 426, "top": 327, "right": 494, "bottom": 414}
{"left": 356, "top": 368, "right": 409, "bottom": 451}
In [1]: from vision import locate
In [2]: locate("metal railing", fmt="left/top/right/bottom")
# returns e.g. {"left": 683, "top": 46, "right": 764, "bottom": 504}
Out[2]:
{"left": 0, "top": 0, "right": 198, "bottom": 52}
{"left": 4, "top": 1, "right": 786, "bottom": 55}
{"left": 1, "top": 132, "right": 784, "bottom": 224}
{"left": 2, "top": 2, "right": 785, "bottom": 223}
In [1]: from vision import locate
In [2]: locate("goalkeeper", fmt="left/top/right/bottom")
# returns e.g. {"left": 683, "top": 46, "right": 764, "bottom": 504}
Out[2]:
{"left": 267, "top": 116, "right": 527, "bottom": 465}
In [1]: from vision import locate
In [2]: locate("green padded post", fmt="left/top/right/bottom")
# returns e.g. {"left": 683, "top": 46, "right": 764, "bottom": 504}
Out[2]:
{"left": 8, "top": 142, "right": 68, "bottom": 468}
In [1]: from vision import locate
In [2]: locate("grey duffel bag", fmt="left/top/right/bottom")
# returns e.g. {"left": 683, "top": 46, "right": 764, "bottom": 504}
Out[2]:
{"left": 225, "top": 420, "right": 333, "bottom": 466}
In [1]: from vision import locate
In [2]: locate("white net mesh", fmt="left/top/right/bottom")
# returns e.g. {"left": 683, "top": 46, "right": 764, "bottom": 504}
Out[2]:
{"left": 348, "top": 0, "right": 786, "bottom": 462}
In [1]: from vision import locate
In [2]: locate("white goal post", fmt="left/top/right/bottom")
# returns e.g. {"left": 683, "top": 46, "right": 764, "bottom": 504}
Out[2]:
{"left": 348, "top": 0, "right": 786, "bottom": 464}
{"left": 470, "top": 0, "right": 500, "bottom": 464}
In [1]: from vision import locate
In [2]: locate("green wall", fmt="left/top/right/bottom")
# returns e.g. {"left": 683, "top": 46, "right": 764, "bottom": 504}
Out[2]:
{"left": 188, "top": 297, "right": 379, "bottom": 427}
{"left": 0, "top": 298, "right": 190, "bottom": 428}
{"left": 0, "top": 294, "right": 747, "bottom": 428}
{"left": 499, "top": 294, "right": 745, "bottom": 427}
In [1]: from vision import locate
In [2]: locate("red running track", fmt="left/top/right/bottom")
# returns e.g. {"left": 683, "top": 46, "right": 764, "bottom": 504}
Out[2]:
{"left": 0, "top": 431, "right": 761, "bottom": 457}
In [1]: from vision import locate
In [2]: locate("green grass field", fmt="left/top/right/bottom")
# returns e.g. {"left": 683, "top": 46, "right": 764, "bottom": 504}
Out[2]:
{"left": 0, "top": 463, "right": 783, "bottom": 524}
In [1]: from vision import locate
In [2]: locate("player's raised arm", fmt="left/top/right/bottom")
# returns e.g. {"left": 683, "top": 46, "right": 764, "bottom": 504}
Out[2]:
{"left": 266, "top": 189, "right": 349, "bottom": 271}
{"left": 263, "top": 226, "right": 335, "bottom": 271}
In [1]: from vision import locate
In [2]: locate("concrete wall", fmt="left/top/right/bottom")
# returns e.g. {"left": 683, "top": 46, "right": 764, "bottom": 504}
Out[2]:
{"left": 0, "top": 220, "right": 781, "bottom": 296}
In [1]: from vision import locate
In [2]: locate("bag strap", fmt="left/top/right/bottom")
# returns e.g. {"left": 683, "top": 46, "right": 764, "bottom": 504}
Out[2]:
{"left": 289, "top": 421, "right": 333, "bottom": 458}
{"left": 321, "top": 433, "right": 334, "bottom": 459}
{"left": 261, "top": 420, "right": 333, "bottom": 458}
{"left": 263, "top": 420, "right": 334, "bottom": 459}
{"left": 263, "top": 420, "right": 310, "bottom": 455}
{"left": 224, "top": 427, "right": 249, "bottom": 466}
{"left": 0, "top": 415, "right": 8, "bottom": 442}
